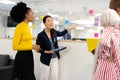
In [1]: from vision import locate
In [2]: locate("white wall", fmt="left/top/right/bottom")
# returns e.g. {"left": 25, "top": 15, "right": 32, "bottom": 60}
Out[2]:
{"left": 59, "top": 41, "right": 94, "bottom": 80}
{"left": 0, "top": 39, "right": 94, "bottom": 80}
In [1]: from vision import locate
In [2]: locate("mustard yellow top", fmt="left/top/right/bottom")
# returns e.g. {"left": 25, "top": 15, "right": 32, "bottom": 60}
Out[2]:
{"left": 12, "top": 22, "right": 33, "bottom": 51}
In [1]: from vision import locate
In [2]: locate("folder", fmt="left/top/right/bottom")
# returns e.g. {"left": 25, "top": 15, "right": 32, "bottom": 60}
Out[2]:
{"left": 86, "top": 38, "right": 99, "bottom": 52}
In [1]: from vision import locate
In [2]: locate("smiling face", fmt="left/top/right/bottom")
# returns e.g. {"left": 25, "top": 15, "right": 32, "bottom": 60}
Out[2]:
{"left": 44, "top": 17, "right": 54, "bottom": 29}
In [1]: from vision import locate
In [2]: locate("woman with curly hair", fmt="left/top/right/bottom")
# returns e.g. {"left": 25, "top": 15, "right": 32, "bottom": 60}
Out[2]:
{"left": 10, "top": 2, "right": 40, "bottom": 80}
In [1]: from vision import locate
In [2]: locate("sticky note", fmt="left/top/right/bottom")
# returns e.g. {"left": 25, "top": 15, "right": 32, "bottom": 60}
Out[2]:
{"left": 89, "top": 10, "right": 94, "bottom": 15}
{"left": 94, "top": 33, "right": 98, "bottom": 38}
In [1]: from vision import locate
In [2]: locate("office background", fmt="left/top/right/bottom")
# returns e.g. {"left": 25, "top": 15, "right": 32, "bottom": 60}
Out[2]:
{"left": 0, "top": 0, "right": 110, "bottom": 80}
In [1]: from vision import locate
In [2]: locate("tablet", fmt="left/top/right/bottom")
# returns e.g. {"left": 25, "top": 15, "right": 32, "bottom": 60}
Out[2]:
{"left": 53, "top": 46, "right": 66, "bottom": 52}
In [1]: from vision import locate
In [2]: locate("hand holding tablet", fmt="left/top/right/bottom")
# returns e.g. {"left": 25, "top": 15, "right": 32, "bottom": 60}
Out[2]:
{"left": 53, "top": 46, "right": 66, "bottom": 52}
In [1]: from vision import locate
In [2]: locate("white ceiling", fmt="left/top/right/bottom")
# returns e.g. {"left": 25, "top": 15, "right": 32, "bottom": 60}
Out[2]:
{"left": 0, "top": 0, "right": 110, "bottom": 20}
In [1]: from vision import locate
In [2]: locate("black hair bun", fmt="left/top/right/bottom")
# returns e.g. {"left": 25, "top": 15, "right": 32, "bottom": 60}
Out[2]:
{"left": 10, "top": 2, "right": 30, "bottom": 23}
{"left": 17, "top": 2, "right": 27, "bottom": 8}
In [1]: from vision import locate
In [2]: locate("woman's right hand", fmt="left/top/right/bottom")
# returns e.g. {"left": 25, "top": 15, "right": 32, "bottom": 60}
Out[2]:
{"left": 44, "top": 50, "right": 55, "bottom": 54}
{"left": 106, "top": 56, "right": 114, "bottom": 62}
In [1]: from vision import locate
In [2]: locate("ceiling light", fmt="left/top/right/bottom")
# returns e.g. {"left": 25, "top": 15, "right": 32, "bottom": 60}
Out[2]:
{"left": 51, "top": 14, "right": 59, "bottom": 18}
{"left": 35, "top": 10, "right": 38, "bottom": 13}
{"left": 36, "top": 17, "right": 39, "bottom": 20}
{"left": 69, "top": 11, "right": 72, "bottom": 15}
{"left": 47, "top": 13, "right": 51, "bottom": 15}
{"left": 0, "top": 0, "right": 16, "bottom": 5}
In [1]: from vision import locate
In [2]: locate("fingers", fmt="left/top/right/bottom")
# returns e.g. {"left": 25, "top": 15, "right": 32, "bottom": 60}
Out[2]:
{"left": 33, "top": 45, "right": 41, "bottom": 52}
{"left": 106, "top": 56, "right": 114, "bottom": 62}
{"left": 49, "top": 50, "right": 55, "bottom": 54}
{"left": 44, "top": 50, "right": 55, "bottom": 54}
{"left": 71, "top": 24, "right": 78, "bottom": 29}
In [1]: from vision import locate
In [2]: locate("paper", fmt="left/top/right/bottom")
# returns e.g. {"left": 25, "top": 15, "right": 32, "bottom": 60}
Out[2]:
{"left": 86, "top": 38, "right": 99, "bottom": 52}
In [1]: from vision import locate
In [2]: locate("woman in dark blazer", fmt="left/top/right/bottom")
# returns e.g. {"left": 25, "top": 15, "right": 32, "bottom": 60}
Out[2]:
{"left": 36, "top": 15, "right": 76, "bottom": 80}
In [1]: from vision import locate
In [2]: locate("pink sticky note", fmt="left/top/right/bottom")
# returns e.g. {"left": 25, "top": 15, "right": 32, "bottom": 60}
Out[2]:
{"left": 94, "top": 33, "right": 98, "bottom": 38}
{"left": 89, "top": 10, "right": 94, "bottom": 15}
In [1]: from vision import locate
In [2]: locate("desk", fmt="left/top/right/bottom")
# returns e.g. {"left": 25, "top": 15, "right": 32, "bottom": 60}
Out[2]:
{"left": 0, "top": 39, "right": 94, "bottom": 80}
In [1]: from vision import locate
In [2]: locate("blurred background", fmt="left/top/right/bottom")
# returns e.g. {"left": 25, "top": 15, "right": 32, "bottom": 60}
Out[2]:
{"left": 0, "top": 1, "right": 111, "bottom": 80}
{"left": 0, "top": 0, "right": 110, "bottom": 39}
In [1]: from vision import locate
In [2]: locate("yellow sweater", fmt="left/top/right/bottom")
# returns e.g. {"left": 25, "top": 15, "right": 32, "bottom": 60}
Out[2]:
{"left": 12, "top": 22, "right": 33, "bottom": 51}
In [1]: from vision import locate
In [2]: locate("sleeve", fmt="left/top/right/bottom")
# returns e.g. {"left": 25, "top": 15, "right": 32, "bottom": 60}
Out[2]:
{"left": 111, "top": 33, "right": 120, "bottom": 75}
{"left": 111, "top": 32, "right": 120, "bottom": 62}
{"left": 99, "top": 29, "right": 113, "bottom": 58}
{"left": 12, "top": 26, "right": 32, "bottom": 50}
{"left": 102, "top": 31, "right": 120, "bottom": 60}
{"left": 36, "top": 34, "right": 44, "bottom": 54}
{"left": 55, "top": 29, "right": 68, "bottom": 37}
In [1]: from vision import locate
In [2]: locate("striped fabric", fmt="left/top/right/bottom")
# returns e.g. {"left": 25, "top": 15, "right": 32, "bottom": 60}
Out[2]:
{"left": 93, "top": 26, "right": 120, "bottom": 80}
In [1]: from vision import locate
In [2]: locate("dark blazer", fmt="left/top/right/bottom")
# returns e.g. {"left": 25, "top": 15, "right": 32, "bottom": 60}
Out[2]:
{"left": 36, "top": 29, "right": 68, "bottom": 66}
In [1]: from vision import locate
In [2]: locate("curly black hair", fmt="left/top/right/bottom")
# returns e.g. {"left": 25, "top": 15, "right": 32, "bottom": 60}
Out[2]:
{"left": 10, "top": 2, "right": 31, "bottom": 23}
